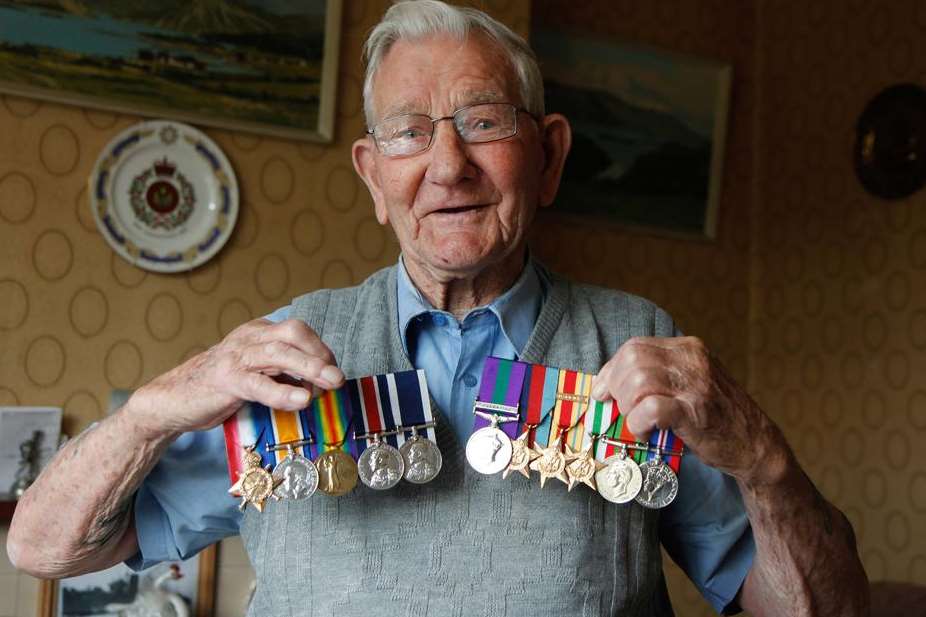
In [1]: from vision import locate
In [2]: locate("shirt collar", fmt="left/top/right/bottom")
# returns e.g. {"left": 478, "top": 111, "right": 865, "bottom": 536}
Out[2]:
{"left": 396, "top": 255, "right": 546, "bottom": 356}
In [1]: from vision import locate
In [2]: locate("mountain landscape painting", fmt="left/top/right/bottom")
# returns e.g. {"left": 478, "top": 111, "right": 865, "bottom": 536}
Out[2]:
{"left": 532, "top": 29, "right": 731, "bottom": 238}
{"left": 0, "top": 0, "right": 341, "bottom": 141}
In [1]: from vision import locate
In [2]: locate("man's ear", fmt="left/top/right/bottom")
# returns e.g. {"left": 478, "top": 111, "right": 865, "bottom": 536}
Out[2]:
{"left": 537, "top": 113, "right": 572, "bottom": 208}
{"left": 352, "top": 136, "right": 389, "bottom": 225}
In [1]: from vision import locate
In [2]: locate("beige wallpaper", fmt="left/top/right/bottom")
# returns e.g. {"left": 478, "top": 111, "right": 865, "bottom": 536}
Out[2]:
{"left": 750, "top": 0, "right": 926, "bottom": 597}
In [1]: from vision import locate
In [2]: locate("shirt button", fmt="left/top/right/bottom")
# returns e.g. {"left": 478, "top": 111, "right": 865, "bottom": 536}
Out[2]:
{"left": 462, "top": 374, "right": 477, "bottom": 387}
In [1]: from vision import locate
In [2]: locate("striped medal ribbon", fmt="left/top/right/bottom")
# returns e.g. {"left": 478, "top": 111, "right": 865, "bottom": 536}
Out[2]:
{"left": 529, "top": 368, "right": 592, "bottom": 487}
{"left": 466, "top": 357, "right": 528, "bottom": 475}
{"left": 634, "top": 428, "right": 684, "bottom": 509}
{"left": 306, "top": 386, "right": 359, "bottom": 497}
{"left": 563, "top": 396, "right": 621, "bottom": 492}
{"left": 350, "top": 369, "right": 436, "bottom": 489}
{"left": 503, "top": 362, "right": 560, "bottom": 479}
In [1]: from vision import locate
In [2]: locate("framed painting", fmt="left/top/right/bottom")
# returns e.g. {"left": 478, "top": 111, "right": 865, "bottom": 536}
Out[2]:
{"left": 0, "top": 0, "right": 342, "bottom": 142}
{"left": 38, "top": 544, "right": 217, "bottom": 617}
{"left": 531, "top": 29, "right": 732, "bottom": 239}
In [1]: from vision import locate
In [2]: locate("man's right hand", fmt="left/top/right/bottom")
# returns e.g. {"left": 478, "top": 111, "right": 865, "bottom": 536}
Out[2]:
{"left": 7, "top": 317, "right": 342, "bottom": 579}
{"left": 130, "top": 318, "right": 345, "bottom": 437}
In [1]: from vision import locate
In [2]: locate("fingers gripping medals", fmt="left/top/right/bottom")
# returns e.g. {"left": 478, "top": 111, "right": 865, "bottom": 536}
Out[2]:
{"left": 229, "top": 445, "right": 281, "bottom": 512}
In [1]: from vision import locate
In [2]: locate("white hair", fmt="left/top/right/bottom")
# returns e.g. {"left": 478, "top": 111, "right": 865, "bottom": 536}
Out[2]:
{"left": 361, "top": 0, "right": 545, "bottom": 128}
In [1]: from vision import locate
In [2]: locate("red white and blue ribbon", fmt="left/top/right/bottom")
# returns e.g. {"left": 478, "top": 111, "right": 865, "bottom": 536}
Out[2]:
{"left": 348, "top": 368, "right": 434, "bottom": 455}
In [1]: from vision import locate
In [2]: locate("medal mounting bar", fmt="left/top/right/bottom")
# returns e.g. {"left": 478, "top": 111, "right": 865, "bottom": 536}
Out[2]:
{"left": 266, "top": 436, "right": 315, "bottom": 452}
{"left": 555, "top": 392, "right": 589, "bottom": 405}
{"left": 599, "top": 437, "right": 684, "bottom": 458}
{"left": 353, "top": 421, "right": 436, "bottom": 443}
{"left": 472, "top": 400, "right": 519, "bottom": 416}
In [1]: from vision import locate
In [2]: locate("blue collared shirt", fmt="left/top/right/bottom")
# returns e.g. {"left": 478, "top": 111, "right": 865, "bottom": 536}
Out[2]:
{"left": 131, "top": 259, "right": 754, "bottom": 613}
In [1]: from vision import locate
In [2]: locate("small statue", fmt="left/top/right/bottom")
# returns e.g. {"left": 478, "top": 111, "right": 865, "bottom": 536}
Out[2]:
{"left": 11, "top": 430, "right": 43, "bottom": 499}
{"left": 104, "top": 564, "right": 190, "bottom": 617}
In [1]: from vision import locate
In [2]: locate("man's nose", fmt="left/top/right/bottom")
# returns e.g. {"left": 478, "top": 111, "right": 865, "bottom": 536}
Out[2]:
{"left": 424, "top": 119, "right": 475, "bottom": 185}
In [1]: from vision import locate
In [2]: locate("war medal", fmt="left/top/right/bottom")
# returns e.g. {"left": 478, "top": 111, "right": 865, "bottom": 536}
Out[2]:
{"left": 270, "top": 440, "right": 318, "bottom": 501}
{"left": 636, "top": 442, "right": 680, "bottom": 509}
{"left": 596, "top": 442, "right": 643, "bottom": 504}
{"left": 316, "top": 446, "right": 359, "bottom": 496}
{"left": 502, "top": 427, "right": 539, "bottom": 479}
{"left": 565, "top": 442, "right": 604, "bottom": 492}
{"left": 466, "top": 410, "right": 516, "bottom": 475}
{"left": 400, "top": 425, "right": 442, "bottom": 484}
{"left": 358, "top": 433, "right": 405, "bottom": 490}
{"left": 228, "top": 445, "right": 281, "bottom": 512}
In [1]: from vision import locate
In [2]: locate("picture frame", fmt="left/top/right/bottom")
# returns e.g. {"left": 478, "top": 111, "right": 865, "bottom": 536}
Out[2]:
{"left": 531, "top": 28, "right": 732, "bottom": 239}
{"left": 0, "top": 1, "right": 342, "bottom": 143}
{"left": 38, "top": 544, "right": 217, "bottom": 617}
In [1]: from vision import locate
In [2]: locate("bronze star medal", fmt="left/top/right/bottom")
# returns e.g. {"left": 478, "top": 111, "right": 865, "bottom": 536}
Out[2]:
{"left": 502, "top": 429, "right": 539, "bottom": 479}
{"left": 229, "top": 445, "right": 281, "bottom": 512}
{"left": 529, "top": 436, "right": 576, "bottom": 488}
{"left": 565, "top": 443, "right": 605, "bottom": 492}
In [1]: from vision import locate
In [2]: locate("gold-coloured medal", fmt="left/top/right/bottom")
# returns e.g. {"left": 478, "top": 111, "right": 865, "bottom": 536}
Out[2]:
{"left": 315, "top": 448, "right": 359, "bottom": 496}
{"left": 529, "top": 436, "right": 574, "bottom": 488}
{"left": 565, "top": 443, "right": 605, "bottom": 492}
{"left": 228, "top": 445, "right": 281, "bottom": 512}
{"left": 502, "top": 429, "right": 538, "bottom": 479}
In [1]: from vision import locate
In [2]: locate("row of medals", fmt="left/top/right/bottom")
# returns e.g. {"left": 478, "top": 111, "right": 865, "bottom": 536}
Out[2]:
{"left": 465, "top": 420, "right": 680, "bottom": 509}
{"left": 229, "top": 434, "right": 444, "bottom": 511}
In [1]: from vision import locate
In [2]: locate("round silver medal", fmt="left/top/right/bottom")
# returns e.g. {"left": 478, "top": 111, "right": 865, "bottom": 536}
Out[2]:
{"left": 399, "top": 435, "right": 442, "bottom": 484}
{"left": 358, "top": 441, "right": 405, "bottom": 490}
{"left": 272, "top": 453, "right": 319, "bottom": 500}
{"left": 595, "top": 454, "right": 643, "bottom": 504}
{"left": 635, "top": 459, "right": 679, "bottom": 509}
{"left": 465, "top": 426, "right": 513, "bottom": 475}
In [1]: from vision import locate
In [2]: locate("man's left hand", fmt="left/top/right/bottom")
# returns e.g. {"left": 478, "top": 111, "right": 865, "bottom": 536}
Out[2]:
{"left": 591, "top": 336, "right": 783, "bottom": 484}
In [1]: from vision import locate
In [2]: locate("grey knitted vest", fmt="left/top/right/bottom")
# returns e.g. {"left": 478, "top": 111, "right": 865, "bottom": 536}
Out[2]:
{"left": 241, "top": 265, "right": 678, "bottom": 617}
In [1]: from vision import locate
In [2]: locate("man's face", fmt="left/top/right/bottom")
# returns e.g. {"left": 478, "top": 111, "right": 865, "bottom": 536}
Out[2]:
{"left": 353, "top": 34, "right": 557, "bottom": 279}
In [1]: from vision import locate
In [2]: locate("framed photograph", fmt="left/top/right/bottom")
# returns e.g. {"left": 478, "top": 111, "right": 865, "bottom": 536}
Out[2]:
{"left": 0, "top": 1, "right": 342, "bottom": 142}
{"left": 531, "top": 29, "right": 732, "bottom": 239}
{"left": 39, "top": 545, "right": 217, "bottom": 617}
{"left": 0, "top": 406, "right": 62, "bottom": 500}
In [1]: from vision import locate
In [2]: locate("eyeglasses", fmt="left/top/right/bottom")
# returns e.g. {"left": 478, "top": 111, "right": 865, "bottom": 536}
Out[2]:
{"left": 367, "top": 102, "right": 534, "bottom": 157}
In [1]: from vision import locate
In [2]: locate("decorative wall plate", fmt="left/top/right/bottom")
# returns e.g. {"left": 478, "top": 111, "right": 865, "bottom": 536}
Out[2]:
{"left": 854, "top": 83, "right": 926, "bottom": 200}
{"left": 89, "top": 120, "right": 239, "bottom": 273}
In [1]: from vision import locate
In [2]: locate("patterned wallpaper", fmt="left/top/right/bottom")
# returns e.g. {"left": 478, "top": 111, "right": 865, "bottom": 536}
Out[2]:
{"left": 5, "top": 0, "right": 922, "bottom": 616}
{"left": 750, "top": 0, "right": 926, "bottom": 598}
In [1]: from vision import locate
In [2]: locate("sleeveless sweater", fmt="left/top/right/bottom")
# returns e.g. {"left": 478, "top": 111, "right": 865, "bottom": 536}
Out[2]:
{"left": 241, "top": 265, "right": 678, "bottom": 617}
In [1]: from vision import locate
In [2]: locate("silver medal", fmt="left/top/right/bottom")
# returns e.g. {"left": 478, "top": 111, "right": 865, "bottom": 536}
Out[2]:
{"left": 272, "top": 453, "right": 318, "bottom": 500}
{"left": 358, "top": 440, "right": 405, "bottom": 490}
{"left": 635, "top": 458, "right": 679, "bottom": 509}
{"left": 465, "top": 425, "right": 513, "bottom": 475}
{"left": 399, "top": 434, "right": 442, "bottom": 484}
{"left": 595, "top": 454, "right": 642, "bottom": 504}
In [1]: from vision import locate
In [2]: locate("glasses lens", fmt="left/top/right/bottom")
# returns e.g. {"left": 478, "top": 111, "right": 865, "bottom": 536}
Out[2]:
{"left": 455, "top": 104, "right": 516, "bottom": 143}
{"left": 375, "top": 114, "right": 433, "bottom": 156}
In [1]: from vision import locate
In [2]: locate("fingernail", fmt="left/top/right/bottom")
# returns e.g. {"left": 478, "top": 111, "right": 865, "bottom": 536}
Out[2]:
{"left": 289, "top": 389, "right": 309, "bottom": 406}
{"left": 591, "top": 382, "right": 607, "bottom": 400}
{"left": 321, "top": 365, "right": 343, "bottom": 384}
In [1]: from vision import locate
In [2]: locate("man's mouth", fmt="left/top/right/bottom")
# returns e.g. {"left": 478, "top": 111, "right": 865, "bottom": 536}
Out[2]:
{"left": 432, "top": 204, "right": 487, "bottom": 215}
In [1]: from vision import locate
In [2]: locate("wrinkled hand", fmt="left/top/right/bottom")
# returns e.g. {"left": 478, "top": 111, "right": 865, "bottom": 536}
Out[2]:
{"left": 130, "top": 318, "right": 344, "bottom": 436}
{"left": 591, "top": 336, "right": 781, "bottom": 483}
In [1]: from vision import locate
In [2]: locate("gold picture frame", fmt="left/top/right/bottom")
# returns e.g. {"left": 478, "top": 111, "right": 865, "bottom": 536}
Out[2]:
{"left": 38, "top": 544, "right": 217, "bottom": 617}
{"left": 0, "top": 1, "right": 342, "bottom": 143}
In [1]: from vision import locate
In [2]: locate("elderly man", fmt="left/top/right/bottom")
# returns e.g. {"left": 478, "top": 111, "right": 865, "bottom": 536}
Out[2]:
{"left": 8, "top": 2, "right": 867, "bottom": 615}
